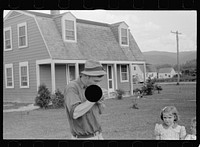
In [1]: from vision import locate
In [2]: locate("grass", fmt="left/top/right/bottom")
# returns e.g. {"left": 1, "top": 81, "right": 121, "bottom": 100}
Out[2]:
{"left": 3, "top": 83, "right": 196, "bottom": 139}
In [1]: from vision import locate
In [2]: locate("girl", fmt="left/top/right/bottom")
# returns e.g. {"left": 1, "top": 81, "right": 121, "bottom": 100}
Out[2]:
{"left": 154, "top": 106, "right": 186, "bottom": 140}
{"left": 185, "top": 117, "right": 196, "bottom": 140}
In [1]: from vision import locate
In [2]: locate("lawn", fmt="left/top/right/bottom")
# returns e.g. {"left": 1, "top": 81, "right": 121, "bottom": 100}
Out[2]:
{"left": 3, "top": 83, "right": 196, "bottom": 139}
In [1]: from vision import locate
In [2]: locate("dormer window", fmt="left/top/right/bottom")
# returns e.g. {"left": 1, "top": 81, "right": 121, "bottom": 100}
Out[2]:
{"left": 62, "top": 12, "right": 77, "bottom": 43}
{"left": 65, "top": 20, "right": 75, "bottom": 40}
{"left": 118, "top": 22, "right": 129, "bottom": 46}
{"left": 121, "top": 28, "right": 128, "bottom": 45}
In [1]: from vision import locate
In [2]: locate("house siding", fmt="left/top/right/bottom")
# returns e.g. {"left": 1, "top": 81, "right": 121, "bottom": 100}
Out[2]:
{"left": 3, "top": 13, "right": 50, "bottom": 103}
{"left": 117, "top": 65, "right": 130, "bottom": 93}
{"left": 40, "top": 64, "right": 52, "bottom": 92}
{"left": 7, "top": 11, "right": 22, "bottom": 19}
{"left": 55, "top": 64, "right": 67, "bottom": 93}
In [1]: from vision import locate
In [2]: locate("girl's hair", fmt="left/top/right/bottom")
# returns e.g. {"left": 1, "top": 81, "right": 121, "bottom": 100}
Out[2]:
{"left": 160, "top": 106, "right": 179, "bottom": 122}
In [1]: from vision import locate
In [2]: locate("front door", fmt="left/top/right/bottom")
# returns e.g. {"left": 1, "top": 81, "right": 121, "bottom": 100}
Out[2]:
{"left": 107, "top": 65, "right": 114, "bottom": 92}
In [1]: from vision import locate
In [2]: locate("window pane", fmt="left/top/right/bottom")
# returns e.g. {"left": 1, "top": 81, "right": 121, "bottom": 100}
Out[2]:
{"left": 109, "top": 81, "right": 112, "bottom": 89}
{"left": 65, "top": 30, "right": 75, "bottom": 40}
{"left": 21, "top": 66, "right": 27, "bottom": 76}
{"left": 108, "top": 66, "right": 112, "bottom": 79}
{"left": 122, "top": 37, "right": 128, "bottom": 45}
{"left": 5, "top": 30, "right": 10, "bottom": 39}
{"left": 6, "top": 68, "right": 12, "bottom": 77}
{"left": 6, "top": 40, "right": 11, "bottom": 49}
{"left": 121, "top": 65, "right": 127, "bottom": 72}
{"left": 121, "top": 28, "right": 127, "bottom": 36}
{"left": 19, "top": 26, "right": 25, "bottom": 36}
{"left": 122, "top": 73, "right": 127, "bottom": 80}
{"left": 65, "top": 20, "right": 74, "bottom": 30}
{"left": 22, "top": 81, "right": 27, "bottom": 86}
{"left": 19, "top": 36, "right": 26, "bottom": 46}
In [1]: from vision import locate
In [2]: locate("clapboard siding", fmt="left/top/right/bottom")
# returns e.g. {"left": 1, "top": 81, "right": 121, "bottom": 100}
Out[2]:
{"left": 7, "top": 11, "right": 22, "bottom": 19}
{"left": 55, "top": 64, "right": 67, "bottom": 93}
{"left": 117, "top": 65, "right": 130, "bottom": 93}
{"left": 3, "top": 14, "right": 50, "bottom": 64}
{"left": 3, "top": 14, "right": 50, "bottom": 103}
{"left": 40, "top": 64, "right": 52, "bottom": 92}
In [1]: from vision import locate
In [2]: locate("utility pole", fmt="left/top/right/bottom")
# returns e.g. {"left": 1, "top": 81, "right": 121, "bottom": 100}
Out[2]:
{"left": 171, "top": 31, "right": 181, "bottom": 85}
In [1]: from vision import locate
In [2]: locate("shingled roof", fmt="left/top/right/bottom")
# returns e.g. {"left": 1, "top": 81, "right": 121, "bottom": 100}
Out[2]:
{"left": 21, "top": 10, "right": 145, "bottom": 61}
{"left": 158, "top": 67, "right": 174, "bottom": 73}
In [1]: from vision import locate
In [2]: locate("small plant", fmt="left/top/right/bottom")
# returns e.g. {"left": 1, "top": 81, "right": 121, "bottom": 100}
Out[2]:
{"left": 51, "top": 89, "right": 65, "bottom": 108}
{"left": 35, "top": 84, "right": 51, "bottom": 109}
{"left": 115, "top": 89, "right": 125, "bottom": 100}
{"left": 154, "top": 84, "right": 163, "bottom": 94}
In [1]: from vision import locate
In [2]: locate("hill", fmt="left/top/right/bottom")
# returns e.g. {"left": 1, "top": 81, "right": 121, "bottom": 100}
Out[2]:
{"left": 142, "top": 51, "right": 196, "bottom": 66}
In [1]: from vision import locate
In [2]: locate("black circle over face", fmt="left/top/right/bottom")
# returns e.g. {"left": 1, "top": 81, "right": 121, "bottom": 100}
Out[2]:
{"left": 85, "top": 85, "right": 102, "bottom": 102}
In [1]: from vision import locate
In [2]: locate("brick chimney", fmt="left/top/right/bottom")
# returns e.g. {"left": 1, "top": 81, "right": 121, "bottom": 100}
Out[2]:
{"left": 50, "top": 10, "right": 60, "bottom": 15}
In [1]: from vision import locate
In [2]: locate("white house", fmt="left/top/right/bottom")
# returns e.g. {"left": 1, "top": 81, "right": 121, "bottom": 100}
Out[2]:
{"left": 158, "top": 67, "right": 177, "bottom": 79}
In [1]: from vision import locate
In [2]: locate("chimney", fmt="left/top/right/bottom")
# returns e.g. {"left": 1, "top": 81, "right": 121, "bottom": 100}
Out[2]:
{"left": 50, "top": 10, "right": 60, "bottom": 15}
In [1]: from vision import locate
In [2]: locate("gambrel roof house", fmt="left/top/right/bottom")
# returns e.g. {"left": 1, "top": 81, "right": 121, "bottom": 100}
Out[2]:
{"left": 3, "top": 10, "right": 146, "bottom": 103}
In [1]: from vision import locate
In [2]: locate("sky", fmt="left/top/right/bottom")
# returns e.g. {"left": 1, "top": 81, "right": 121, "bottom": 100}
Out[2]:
{"left": 3, "top": 10, "right": 197, "bottom": 53}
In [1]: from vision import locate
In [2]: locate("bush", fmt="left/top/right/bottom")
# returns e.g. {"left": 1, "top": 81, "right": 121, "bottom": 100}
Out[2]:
{"left": 115, "top": 89, "right": 125, "bottom": 100}
{"left": 35, "top": 84, "right": 51, "bottom": 109}
{"left": 51, "top": 89, "right": 65, "bottom": 108}
{"left": 141, "top": 78, "right": 155, "bottom": 95}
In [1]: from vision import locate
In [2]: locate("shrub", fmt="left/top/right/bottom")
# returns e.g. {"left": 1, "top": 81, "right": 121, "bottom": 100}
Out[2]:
{"left": 35, "top": 84, "right": 51, "bottom": 109}
{"left": 51, "top": 89, "right": 65, "bottom": 108}
{"left": 141, "top": 78, "right": 155, "bottom": 95}
{"left": 115, "top": 89, "right": 125, "bottom": 100}
{"left": 154, "top": 84, "right": 163, "bottom": 94}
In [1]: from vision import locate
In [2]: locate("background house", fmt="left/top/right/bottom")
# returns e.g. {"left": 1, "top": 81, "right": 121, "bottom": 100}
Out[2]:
{"left": 145, "top": 64, "right": 157, "bottom": 79}
{"left": 3, "top": 10, "right": 146, "bottom": 103}
{"left": 158, "top": 67, "right": 177, "bottom": 79}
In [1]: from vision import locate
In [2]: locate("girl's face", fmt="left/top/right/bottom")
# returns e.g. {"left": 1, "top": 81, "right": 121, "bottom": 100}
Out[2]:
{"left": 162, "top": 112, "right": 175, "bottom": 127}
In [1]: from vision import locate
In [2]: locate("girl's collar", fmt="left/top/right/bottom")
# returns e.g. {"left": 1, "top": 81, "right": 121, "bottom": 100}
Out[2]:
{"left": 162, "top": 122, "right": 177, "bottom": 129}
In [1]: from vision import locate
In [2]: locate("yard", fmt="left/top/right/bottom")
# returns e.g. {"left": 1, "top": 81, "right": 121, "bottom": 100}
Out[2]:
{"left": 3, "top": 83, "right": 196, "bottom": 139}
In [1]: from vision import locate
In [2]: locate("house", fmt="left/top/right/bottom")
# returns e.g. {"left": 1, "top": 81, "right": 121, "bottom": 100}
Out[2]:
{"left": 131, "top": 64, "right": 157, "bottom": 84}
{"left": 146, "top": 64, "right": 157, "bottom": 79}
{"left": 3, "top": 10, "right": 146, "bottom": 103}
{"left": 158, "top": 67, "right": 177, "bottom": 79}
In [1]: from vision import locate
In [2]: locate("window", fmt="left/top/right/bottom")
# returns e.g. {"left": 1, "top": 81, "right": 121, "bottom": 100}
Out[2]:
{"left": 19, "top": 62, "right": 29, "bottom": 88}
{"left": 134, "top": 66, "right": 136, "bottom": 70}
{"left": 5, "top": 64, "right": 14, "bottom": 88}
{"left": 4, "top": 27, "right": 12, "bottom": 51}
{"left": 121, "top": 28, "right": 128, "bottom": 45}
{"left": 65, "top": 20, "right": 75, "bottom": 41}
{"left": 120, "top": 65, "right": 129, "bottom": 82}
{"left": 18, "top": 22, "right": 28, "bottom": 48}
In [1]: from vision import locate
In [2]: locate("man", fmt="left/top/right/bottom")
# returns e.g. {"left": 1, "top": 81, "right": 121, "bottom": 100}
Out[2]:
{"left": 64, "top": 59, "right": 107, "bottom": 139}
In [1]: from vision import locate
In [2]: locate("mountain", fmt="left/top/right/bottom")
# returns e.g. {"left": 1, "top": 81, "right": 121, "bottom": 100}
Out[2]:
{"left": 142, "top": 51, "right": 196, "bottom": 66}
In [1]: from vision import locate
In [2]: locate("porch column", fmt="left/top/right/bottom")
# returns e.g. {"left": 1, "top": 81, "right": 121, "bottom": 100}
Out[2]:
{"left": 51, "top": 61, "right": 56, "bottom": 93}
{"left": 114, "top": 63, "right": 118, "bottom": 90}
{"left": 36, "top": 63, "right": 40, "bottom": 92}
{"left": 75, "top": 62, "right": 79, "bottom": 79}
{"left": 143, "top": 62, "right": 146, "bottom": 83}
{"left": 129, "top": 63, "right": 133, "bottom": 95}
{"left": 66, "top": 64, "right": 69, "bottom": 84}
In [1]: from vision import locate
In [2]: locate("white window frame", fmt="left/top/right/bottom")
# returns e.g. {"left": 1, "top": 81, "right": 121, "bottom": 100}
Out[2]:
{"left": 62, "top": 19, "right": 77, "bottom": 43}
{"left": 19, "top": 61, "right": 29, "bottom": 88}
{"left": 4, "top": 27, "right": 12, "bottom": 51}
{"left": 17, "top": 22, "right": 28, "bottom": 48}
{"left": 120, "top": 65, "right": 129, "bottom": 82}
{"left": 5, "top": 64, "right": 14, "bottom": 88}
{"left": 119, "top": 28, "right": 129, "bottom": 47}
